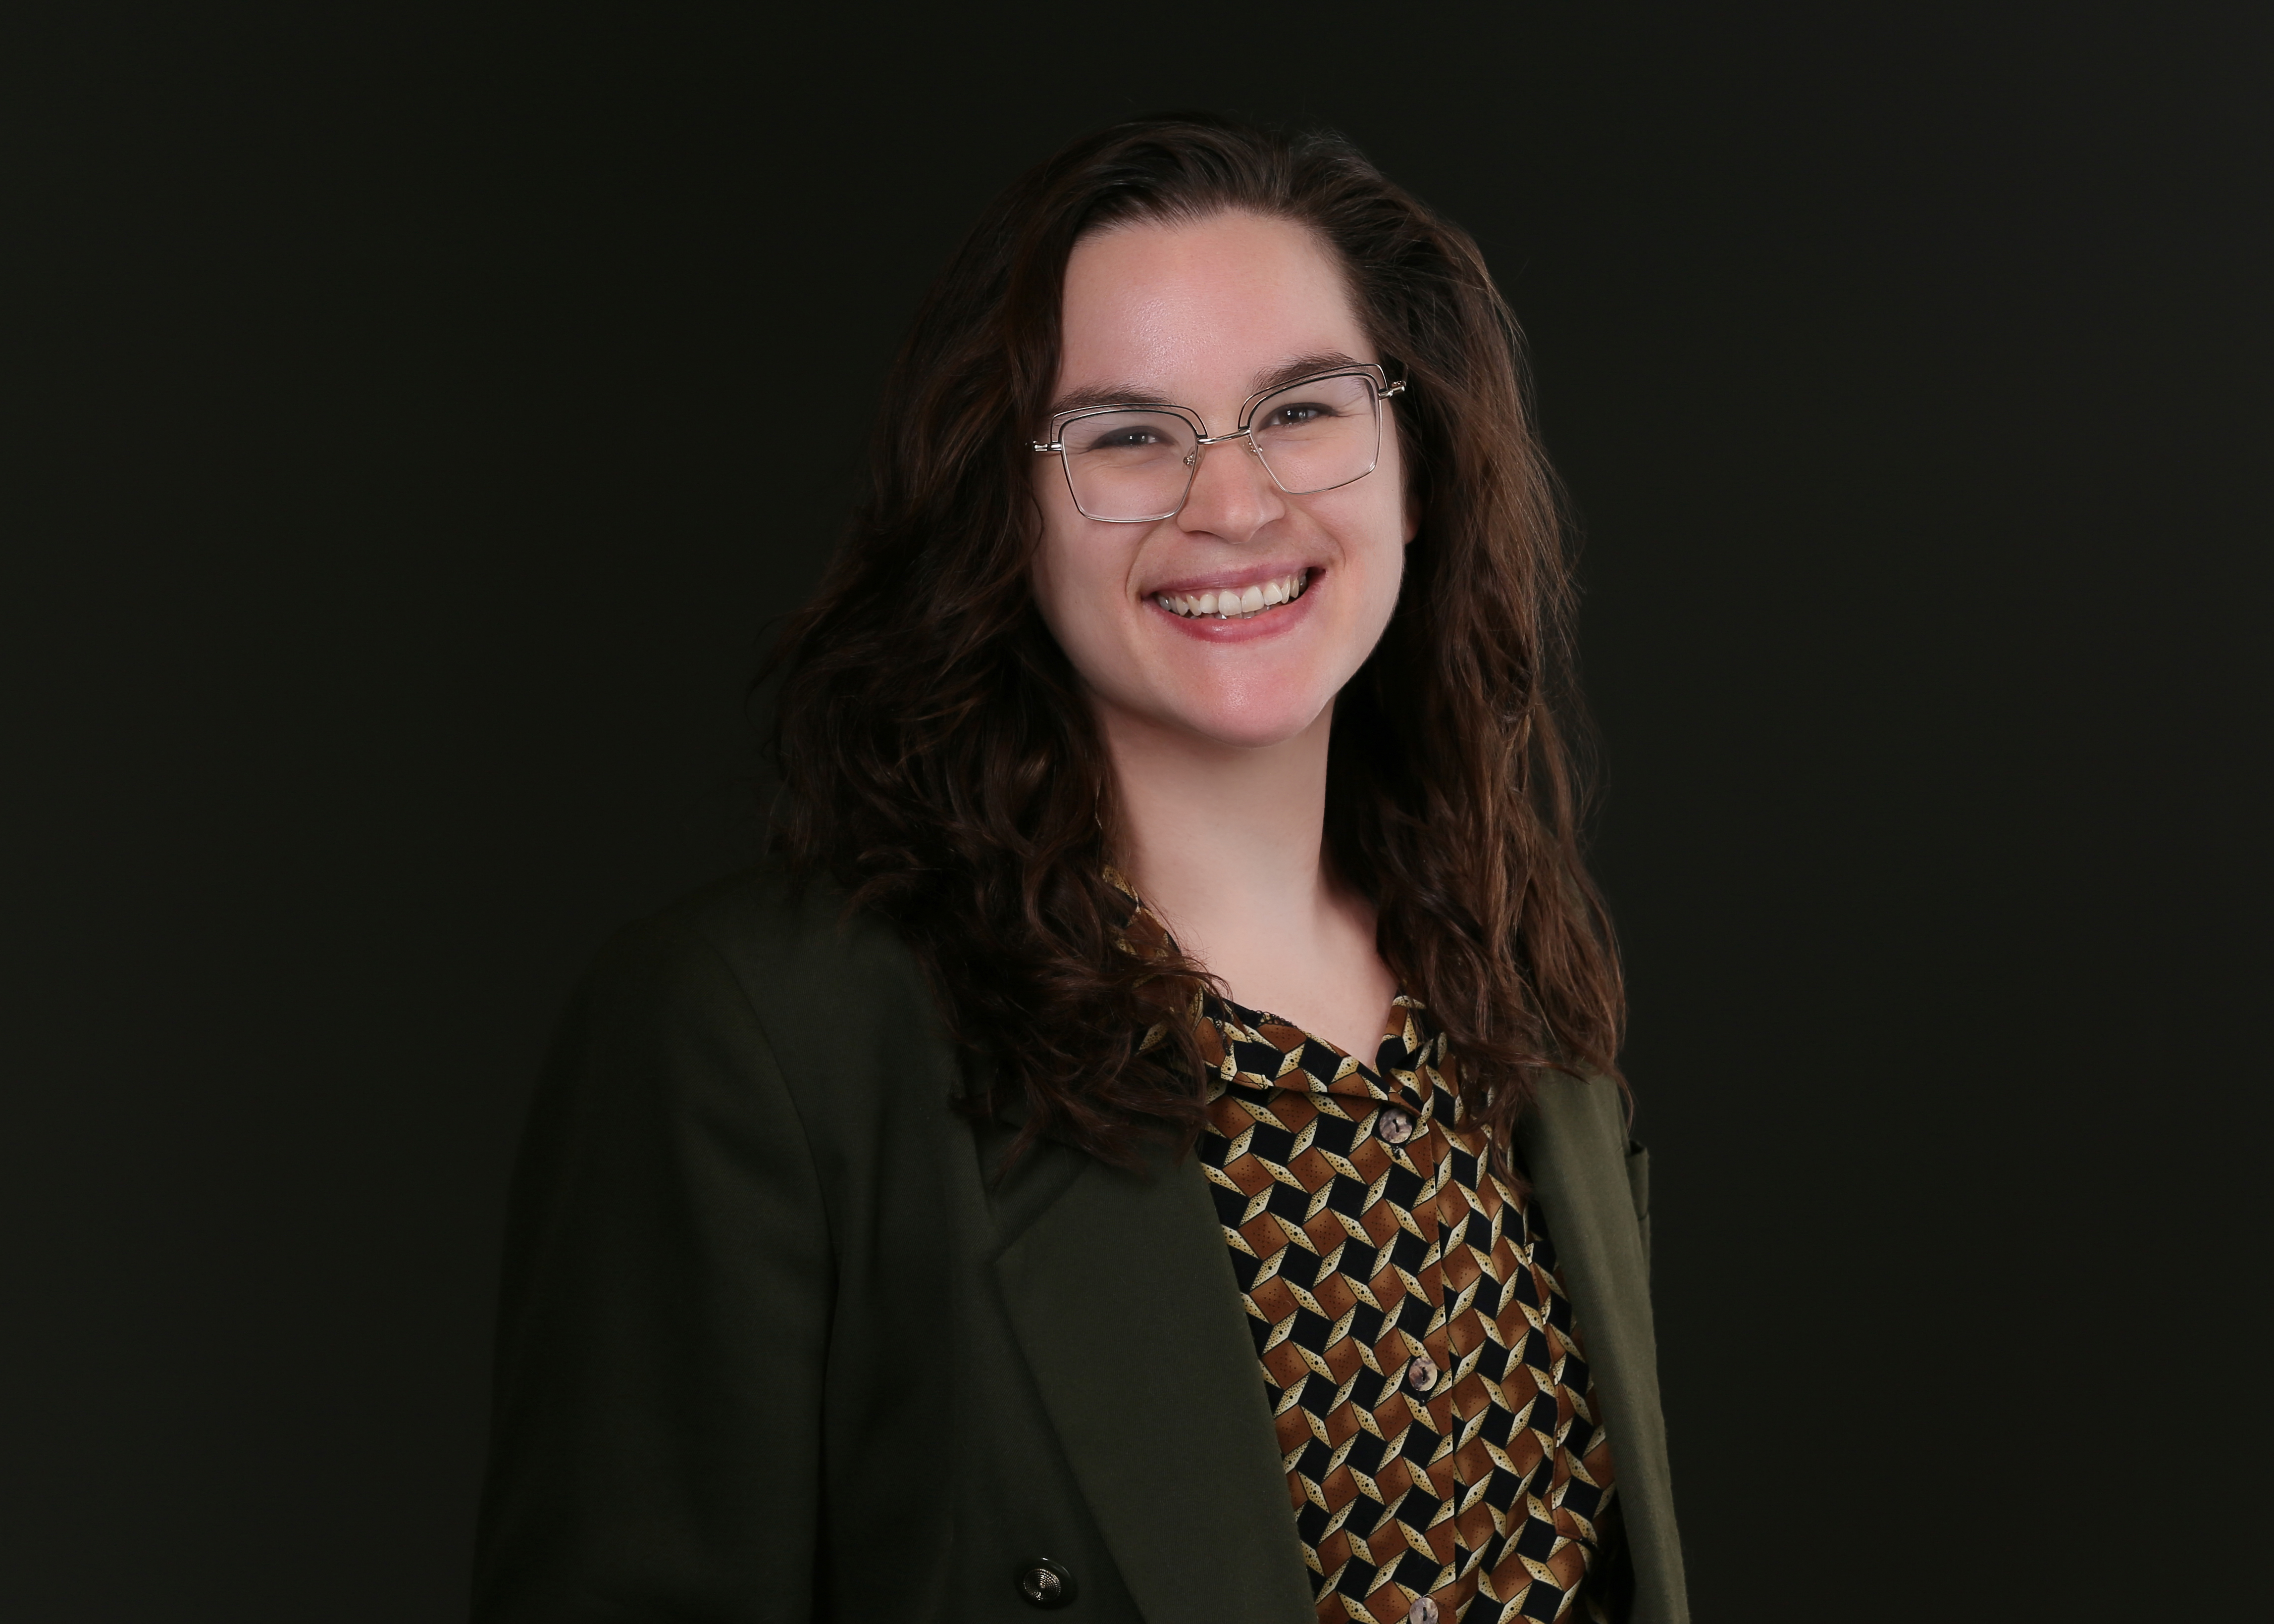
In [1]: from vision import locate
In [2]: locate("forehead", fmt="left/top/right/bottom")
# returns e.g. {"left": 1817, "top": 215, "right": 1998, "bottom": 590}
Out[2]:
{"left": 1055, "top": 212, "right": 1369, "bottom": 405}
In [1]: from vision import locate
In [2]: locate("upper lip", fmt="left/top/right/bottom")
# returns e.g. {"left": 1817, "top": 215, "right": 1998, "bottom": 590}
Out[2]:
{"left": 1143, "top": 561, "right": 1318, "bottom": 597}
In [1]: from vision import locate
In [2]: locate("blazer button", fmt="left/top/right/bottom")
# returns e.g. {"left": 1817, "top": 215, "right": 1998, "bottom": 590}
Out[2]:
{"left": 1016, "top": 1557, "right": 1077, "bottom": 1608}
{"left": 1378, "top": 1107, "right": 1415, "bottom": 1145}
{"left": 1406, "top": 1353, "right": 1439, "bottom": 1393}
{"left": 1408, "top": 1598, "right": 1440, "bottom": 1624}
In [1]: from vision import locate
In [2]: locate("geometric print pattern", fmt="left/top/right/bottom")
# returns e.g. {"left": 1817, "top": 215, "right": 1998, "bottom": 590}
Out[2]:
{"left": 1188, "top": 987, "right": 1620, "bottom": 1624}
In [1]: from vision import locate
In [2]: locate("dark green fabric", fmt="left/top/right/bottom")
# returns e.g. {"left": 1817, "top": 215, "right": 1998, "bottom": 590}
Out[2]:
{"left": 1518, "top": 1083, "right": 1687, "bottom": 1624}
{"left": 474, "top": 863, "right": 1685, "bottom": 1623}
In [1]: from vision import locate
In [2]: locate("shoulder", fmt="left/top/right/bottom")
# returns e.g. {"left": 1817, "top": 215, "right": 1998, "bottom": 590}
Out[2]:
{"left": 1527, "top": 1069, "right": 1648, "bottom": 1231}
{"left": 576, "top": 857, "right": 963, "bottom": 1137}
{"left": 1516, "top": 1070, "right": 1647, "bottom": 1252}
{"left": 612, "top": 857, "right": 933, "bottom": 1026}
{"left": 1522, "top": 1070, "right": 1629, "bottom": 1163}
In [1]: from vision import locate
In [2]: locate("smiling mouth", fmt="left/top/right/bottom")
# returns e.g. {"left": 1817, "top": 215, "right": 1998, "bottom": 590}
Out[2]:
{"left": 1153, "top": 569, "right": 1313, "bottom": 620}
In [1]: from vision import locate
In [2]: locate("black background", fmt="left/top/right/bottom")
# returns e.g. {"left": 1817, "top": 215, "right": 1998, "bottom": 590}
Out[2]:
{"left": 7, "top": 2, "right": 2269, "bottom": 1618}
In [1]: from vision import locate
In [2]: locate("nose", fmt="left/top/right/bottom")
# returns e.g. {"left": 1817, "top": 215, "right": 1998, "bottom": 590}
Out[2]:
{"left": 1175, "top": 432, "right": 1286, "bottom": 542}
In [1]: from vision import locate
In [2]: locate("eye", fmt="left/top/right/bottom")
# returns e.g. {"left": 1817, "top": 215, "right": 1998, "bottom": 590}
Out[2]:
{"left": 1086, "top": 425, "right": 1170, "bottom": 450}
{"left": 1259, "top": 400, "right": 1337, "bottom": 430}
{"left": 1061, "top": 409, "right": 1195, "bottom": 459}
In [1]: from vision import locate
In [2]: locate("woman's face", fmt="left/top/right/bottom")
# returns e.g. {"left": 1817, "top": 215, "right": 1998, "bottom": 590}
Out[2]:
{"left": 1031, "top": 211, "right": 1415, "bottom": 753}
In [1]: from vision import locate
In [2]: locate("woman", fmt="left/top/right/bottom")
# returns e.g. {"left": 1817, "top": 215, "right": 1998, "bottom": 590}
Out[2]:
{"left": 474, "top": 116, "right": 1684, "bottom": 1624}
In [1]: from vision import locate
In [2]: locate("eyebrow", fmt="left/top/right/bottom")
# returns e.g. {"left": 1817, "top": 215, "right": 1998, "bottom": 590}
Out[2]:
{"left": 1044, "top": 350, "right": 1371, "bottom": 420}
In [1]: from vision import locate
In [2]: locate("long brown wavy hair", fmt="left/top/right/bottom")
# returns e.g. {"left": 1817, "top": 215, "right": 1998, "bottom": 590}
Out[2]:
{"left": 768, "top": 114, "right": 1624, "bottom": 1166}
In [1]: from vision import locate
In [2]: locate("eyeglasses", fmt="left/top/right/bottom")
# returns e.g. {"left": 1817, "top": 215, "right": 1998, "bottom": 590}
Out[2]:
{"left": 1031, "top": 362, "right": 1407, "bottom": 523}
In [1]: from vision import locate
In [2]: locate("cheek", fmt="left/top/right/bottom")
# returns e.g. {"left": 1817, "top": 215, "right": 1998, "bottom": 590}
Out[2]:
{"left": 1029, "top": 500, "right": 1128, "bottom": 685}
{"left": 1029, "top": 530, "right": 1081, "bottom": 652}
{"left": 1321, "top": 486, "right": 1413, "bottom": 663}
{"left": 1380, "top": 420, "right": 1418, "bottom": 545}
{"left": 1028, "top": 460, "right": 1083, "bottom": 623}
{"left": 1342, "top": 467, "right": 1414, "bottom": 590}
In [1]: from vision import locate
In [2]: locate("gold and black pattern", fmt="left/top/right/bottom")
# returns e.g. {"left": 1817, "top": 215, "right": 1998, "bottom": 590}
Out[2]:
{"left": 1191, "top": 989, "right": 1619, "bottom": 1624}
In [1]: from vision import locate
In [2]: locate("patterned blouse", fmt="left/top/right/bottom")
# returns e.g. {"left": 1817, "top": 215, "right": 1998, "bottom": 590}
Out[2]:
{"left": 1181, "top": 972, "right": 1622, "bottom": 1624}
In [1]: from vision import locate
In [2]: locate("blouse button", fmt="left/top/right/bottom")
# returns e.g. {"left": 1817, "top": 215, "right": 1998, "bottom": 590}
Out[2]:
{"left": 1377, "top": 1107, "right": 1415, "bottom": 1145}
{"left": 1408, "top": 1598, "right": 1440, "bottom": 1624}
{"left": 1406, "top": 1353, "right": 1439, "bottom": 1393}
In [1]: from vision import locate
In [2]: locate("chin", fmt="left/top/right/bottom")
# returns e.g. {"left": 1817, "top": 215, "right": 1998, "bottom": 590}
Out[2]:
{"left": 1168, "top": 694, "right": 1336, "bottom": 752}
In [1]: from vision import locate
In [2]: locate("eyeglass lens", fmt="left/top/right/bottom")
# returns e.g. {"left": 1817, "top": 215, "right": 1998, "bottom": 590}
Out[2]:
{"left": 1058, "top": 372, "right": 1384, "bottom": 522}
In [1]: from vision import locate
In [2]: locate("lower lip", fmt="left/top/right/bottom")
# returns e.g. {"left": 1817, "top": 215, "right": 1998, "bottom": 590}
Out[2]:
{"left": 1148, "top": 576, "right": 1322, "bottom": 643}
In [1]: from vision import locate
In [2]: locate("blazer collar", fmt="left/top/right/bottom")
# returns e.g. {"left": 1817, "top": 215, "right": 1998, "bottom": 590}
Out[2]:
{"left": 1516, "top": 1075, "right": 1689, "bottom": 1624}
{"left": 992, "top": 1142, "right": 1318, "bottom": 1624}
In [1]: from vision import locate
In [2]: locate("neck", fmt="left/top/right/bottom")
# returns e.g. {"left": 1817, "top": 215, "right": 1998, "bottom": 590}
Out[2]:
{"left": 1099, "top": 699, "right": 1396, "bottom": 1057}
{"left": 1101, "top": 702, "right": 1338, "bottom": 967}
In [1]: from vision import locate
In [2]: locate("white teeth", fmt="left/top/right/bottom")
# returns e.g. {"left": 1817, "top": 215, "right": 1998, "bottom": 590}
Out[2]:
{"left": 1155, "top": 569, "right": 1311, "bottom": 619}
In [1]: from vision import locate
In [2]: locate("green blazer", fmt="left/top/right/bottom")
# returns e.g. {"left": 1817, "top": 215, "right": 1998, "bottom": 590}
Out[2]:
{"left": 474, "top": 863, "right": 1686, "bottom": 1624}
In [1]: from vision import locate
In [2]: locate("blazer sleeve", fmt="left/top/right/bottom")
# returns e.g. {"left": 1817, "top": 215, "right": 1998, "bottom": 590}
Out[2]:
{"left": 473, "top": 916, "right": 831, "bottom": 1623}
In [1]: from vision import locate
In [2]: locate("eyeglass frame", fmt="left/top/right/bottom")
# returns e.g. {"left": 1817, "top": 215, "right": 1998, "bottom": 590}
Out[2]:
{"left": 1029, "top": 361, "right": 1409, "bottom": 524}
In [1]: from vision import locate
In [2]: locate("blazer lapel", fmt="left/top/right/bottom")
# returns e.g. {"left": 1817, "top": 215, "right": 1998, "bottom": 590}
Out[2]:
{"left": 1518, "top": 1075, "right": 1690, "bottom": 1624}
{"left": 993, "top": 1145, "right": 1317, "bottom": 1624}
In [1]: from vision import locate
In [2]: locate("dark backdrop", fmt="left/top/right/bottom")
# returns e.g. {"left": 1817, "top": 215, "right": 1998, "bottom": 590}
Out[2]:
{"left": 7, "top": 3, "right": 2268, "bottom": 1619}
